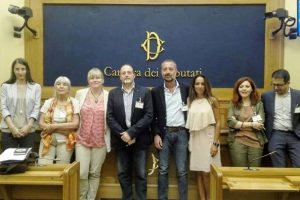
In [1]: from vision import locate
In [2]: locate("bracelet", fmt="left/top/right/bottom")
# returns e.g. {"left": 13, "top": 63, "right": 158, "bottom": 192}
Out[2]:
{"left": 241, "top": 122, "right": 244, "bottom": 129}
{"left": 213, "top": 142, "right": 220, "bottom": 147}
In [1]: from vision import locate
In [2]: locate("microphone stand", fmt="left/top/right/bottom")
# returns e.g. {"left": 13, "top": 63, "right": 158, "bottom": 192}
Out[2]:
{"left": 245, "top": 151, "right": 277, "bottom": 170}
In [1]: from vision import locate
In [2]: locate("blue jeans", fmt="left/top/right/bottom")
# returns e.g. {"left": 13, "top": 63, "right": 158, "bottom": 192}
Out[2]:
{"left": 158, "top": 129, "right": 188, "bottom": 200}
{"left": 268, "top": 130, "right": 300, "bottom": 167}
{"left": 117, "top": 147, "right": 148, "bottom": 200}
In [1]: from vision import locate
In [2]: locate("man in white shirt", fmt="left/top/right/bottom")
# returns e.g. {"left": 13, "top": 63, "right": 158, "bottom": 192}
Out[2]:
{"left": 262, "top": 69, "right": 300, "bottom": 167}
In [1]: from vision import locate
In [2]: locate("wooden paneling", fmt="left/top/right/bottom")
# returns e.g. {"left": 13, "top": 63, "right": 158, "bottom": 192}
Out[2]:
{"left": 0, "top": 163, "right": 80, "bottom": 200}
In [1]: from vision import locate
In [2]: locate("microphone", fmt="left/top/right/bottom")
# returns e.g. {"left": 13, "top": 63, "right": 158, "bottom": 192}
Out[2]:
{"left": 245, "top": 151, "right": 277, "bottom": 170}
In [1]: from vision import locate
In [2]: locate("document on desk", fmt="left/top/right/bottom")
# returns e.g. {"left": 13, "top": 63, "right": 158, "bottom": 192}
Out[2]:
{"left": 0, "top": 148, "right": 32, "bottom": 164}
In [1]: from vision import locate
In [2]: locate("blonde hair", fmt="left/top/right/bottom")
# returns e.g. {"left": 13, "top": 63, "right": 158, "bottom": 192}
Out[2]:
{"left": 87, "top": 68, "right": 104, "bottom": 83}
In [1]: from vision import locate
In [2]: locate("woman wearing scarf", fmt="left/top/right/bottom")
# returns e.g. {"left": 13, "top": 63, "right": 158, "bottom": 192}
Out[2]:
{"left": 38, "top": 76, "right": 79, "bottom": 164}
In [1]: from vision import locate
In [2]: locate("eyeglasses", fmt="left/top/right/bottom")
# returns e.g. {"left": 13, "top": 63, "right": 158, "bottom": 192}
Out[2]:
{"left": 271, "top": 83, "right": 286, "bottom": 87}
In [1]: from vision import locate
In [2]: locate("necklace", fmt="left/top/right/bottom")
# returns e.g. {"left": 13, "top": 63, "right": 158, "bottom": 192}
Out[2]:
{"left": 17, "top": 84, "right": 27, "bottom": 114}
{"left": 90, "top": 89, "right": 102, "bottom": 103}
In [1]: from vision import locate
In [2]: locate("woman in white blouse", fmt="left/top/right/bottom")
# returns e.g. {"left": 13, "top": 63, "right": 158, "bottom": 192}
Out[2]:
{"left": 185, "top": 74, "right": 221, "bottom": 200}
{"left": 38, "top": 76, "right": 79, "bottom": 164}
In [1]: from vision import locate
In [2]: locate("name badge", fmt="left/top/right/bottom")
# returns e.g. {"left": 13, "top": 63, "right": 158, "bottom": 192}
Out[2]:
{"left": 295, "top": 106, "right": 300, "bottom": 113}
{"left": 181, "top": 105, "right": 188, "bottom": 112}
{"left": 252, "top": 115, "right": 262, "bottom": 122}
{"left": 135, "top": 101, "right": 144, "bottom": 109}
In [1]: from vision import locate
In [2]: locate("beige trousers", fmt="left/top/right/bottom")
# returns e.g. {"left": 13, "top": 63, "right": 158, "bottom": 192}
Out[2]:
{"left": 76, "top": 143, "right": 107, "bottom": 200}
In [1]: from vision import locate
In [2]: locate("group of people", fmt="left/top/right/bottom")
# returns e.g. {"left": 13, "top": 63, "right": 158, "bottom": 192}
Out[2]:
{"left": 1, "top": 57, "right": 300, "bottom": 200}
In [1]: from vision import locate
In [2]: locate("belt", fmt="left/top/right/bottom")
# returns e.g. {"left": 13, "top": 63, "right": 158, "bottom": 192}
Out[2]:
{"left": 166, "top": 126, "right": 186, "bottom": 133}
{"left": 273, "top": 129, "right": 294, "bottom": 134}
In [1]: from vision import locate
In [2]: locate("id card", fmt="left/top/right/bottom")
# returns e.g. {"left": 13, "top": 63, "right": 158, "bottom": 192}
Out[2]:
{"left": 181, "top": 105, "right": 188, "bottom": 112}
{"left": 135, "top": 101, "right": 144, "bottom": 109}
{"left": 252, "top": 115, "right": 262, "bottom": 122}
{"left": 295, "top": 106, "right": 300, "bottom": 113}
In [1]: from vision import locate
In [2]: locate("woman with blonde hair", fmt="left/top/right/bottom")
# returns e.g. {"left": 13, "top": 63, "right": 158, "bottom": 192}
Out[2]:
{"left": 75, "top": 68, "right": 110, "bottom": 200}
{"left": 38, "top": 76, "right": 79, "bottom": 164}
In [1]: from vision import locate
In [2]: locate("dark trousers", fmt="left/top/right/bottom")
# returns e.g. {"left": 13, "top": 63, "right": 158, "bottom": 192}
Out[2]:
{"left": 268, "top": 130, "right": 300, "bottom": 167}
{"left": 117, "top": 147, "right": 148, "bottom": 200}
{"left": 1, "top": 132, "right": 35, "bottom": 150}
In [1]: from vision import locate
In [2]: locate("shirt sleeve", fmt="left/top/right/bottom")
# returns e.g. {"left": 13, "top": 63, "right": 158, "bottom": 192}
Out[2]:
{"left": 40, "top": 99, "right": 52, "bottom": 113}
{"left": 0, "top": 84, "right": 11, "bottom": 119}
{"left": 227, "top": 103, "right": 238, "bottom": 128}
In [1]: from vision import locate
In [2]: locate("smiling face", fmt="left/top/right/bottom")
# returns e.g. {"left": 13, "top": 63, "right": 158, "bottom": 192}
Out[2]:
{"left": 88, "top": 73, "right": 103, "bottom": 89}
{"left": 120, "top": 65, "right": 135, "bottom": 85}
{"left": 54, "top": 77, "right": 71, "bottom": 97}
{"left": 194, "top": 76, "right": 205, "bottom": 98}
{"left": 14, "top": 63, "right": 27, "bottom": 82}
{"left": 238, "top": 80, "right": 253, "bottom": 99}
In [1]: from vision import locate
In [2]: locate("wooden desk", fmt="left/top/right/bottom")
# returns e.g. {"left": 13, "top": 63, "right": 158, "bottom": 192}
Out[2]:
{"left": 0, "top": 162, "right": 79, "bottom": 200}
{"left": 210, "top": 164, "right": 300, "bottom": 200}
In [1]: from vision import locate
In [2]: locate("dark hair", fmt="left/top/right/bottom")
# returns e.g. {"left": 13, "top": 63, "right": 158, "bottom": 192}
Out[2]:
{"left": 272, "top": 69, "right": 290, "bottom": 83}
{"left": 3, "top": 58, "right": 35, "bottom": 84}
{"left": 231, "top": 76, "right": 260, "bottom": 107}
{"left": 188, "top": 74, "right": 216, "bottom": 107}
{"left": 161, "top": 59, "right": 177, "bottom": 69}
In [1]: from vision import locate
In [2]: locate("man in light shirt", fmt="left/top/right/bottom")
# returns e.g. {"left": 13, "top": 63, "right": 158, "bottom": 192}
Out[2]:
{"left": 151, "top": 59, "right": 189, "bottom": 200}
{"left": 262, "top": 69, "right": 300, "bottom": 167}
{"left": 106, "top": 64, "right": 153, "bottom": 200}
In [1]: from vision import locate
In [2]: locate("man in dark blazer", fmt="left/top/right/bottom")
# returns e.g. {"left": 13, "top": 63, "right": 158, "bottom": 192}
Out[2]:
{"left": 106, "top": 64, "right": 153, "bottom": 200}
{"left": 262, "top": 69, "right": 300, "bottom": 167}
{"left": 151, "top": 59, "right": 189, "bottom": 200}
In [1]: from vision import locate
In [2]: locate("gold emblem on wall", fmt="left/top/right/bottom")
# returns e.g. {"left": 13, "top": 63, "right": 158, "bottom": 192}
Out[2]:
{"left": 141, "top": 31, "right": 165, "bottom": 61}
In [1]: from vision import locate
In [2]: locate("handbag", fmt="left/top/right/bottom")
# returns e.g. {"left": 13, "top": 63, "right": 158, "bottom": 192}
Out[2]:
{"left": 0, "top": 162, "right": 27, "bottom": 175}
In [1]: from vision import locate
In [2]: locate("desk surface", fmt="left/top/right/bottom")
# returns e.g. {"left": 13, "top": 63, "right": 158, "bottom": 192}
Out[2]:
{"left": 211, "top": 164, "right": 300, "bottom": 200}
{"left": 0, "top": 164, "right": 74, "bottom": 185}
{"left": 225, "top": 177, "right": 299, "bottom": 191}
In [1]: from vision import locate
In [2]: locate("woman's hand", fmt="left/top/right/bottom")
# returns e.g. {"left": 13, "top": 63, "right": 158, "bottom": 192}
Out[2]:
{"left": 11, "top": 126, "right": 23, "bottom": 138}
{"left": 19, "top": 124, "right": 32, "bottom": 136}
{"left": 252, "top": 122, "right": 265, "bottom": 131}
{"left": 210, "top": 144, "right": 219, "bottom": 157}
{"left": 42, "top": 124, "right": 55, "bottom": 135}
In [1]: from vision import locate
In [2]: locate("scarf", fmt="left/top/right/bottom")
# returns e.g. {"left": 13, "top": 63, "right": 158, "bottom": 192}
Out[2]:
{"left": 41, "top": 98, "right": 76, "bottom": 156}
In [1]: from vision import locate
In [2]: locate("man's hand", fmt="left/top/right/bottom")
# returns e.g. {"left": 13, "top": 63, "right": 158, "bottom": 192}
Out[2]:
{"left": 154, "top": 135, "right": 163, "bottom": 150}
{"left": 121, "top": 131, "right": 132, "bottom": 143}
{"left": 127, "top": 138, "right": 136, "bottom": 146}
